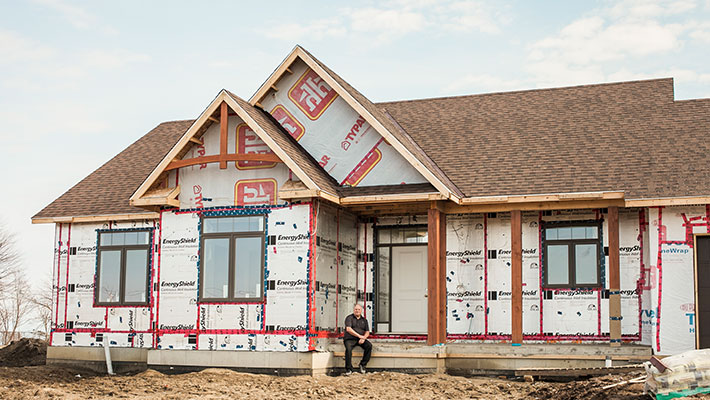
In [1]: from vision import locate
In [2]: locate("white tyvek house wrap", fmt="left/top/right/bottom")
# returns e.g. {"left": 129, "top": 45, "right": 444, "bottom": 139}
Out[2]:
{"left": 259, "top": 58, "right": 426, "bottom": 187}
{"left": 174, "top": 115, "right": 291, "bottom": 210}
{"left": 648, "top": 206, "right": 706, "bottom": 355}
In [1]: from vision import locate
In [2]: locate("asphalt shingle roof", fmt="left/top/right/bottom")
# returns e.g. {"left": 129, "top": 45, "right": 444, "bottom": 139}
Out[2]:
{"left": 379, "top": 78, "right": 710, "bottom": 199}
{"left": 33, "top": 70, "right": 710, "bottom": 220}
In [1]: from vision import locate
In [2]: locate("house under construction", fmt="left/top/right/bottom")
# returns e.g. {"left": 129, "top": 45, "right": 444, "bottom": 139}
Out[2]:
{"left": 33, "top": 45, "right": 710, "bottom": 374}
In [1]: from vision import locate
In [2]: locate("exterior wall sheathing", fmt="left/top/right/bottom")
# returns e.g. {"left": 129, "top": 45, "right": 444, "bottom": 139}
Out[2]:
{"left": 647, "top": 205, "right": 710, "bottom": 354}
{"left": 444, "top": 210, "right": 644, "bottom": 342}
{"left": 48, "top": 204, "right": 709, "bottom": 356}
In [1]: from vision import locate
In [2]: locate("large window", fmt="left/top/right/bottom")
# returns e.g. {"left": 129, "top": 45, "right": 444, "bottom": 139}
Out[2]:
{"left": 200, "top": 215, "right": 265, "bottom": 302}
{"left": 95, "top": 230, "right": 151, "bottom": 306}
{"left": 543, "top": 222, "right": 602, "bottom": 288}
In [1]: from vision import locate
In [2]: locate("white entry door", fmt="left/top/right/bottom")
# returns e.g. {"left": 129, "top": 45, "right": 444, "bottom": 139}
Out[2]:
{"left": 391, "top": 246, "right": 428, "bottom": 333}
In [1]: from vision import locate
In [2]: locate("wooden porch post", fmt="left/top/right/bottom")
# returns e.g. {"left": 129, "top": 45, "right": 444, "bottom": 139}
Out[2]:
{"left": 428, "top": 203, "right": 446, "bottom": 345}
{"left": 511, "top": 210, "right": 523, "bottom": 344}
{"left": 608, "top": 206, "right": 622, "bottom": 346}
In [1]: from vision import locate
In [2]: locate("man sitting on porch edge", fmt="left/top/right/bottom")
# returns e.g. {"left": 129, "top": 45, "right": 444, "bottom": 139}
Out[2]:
{"left": 344, "top": 303, "right": 372, "bottom": 375}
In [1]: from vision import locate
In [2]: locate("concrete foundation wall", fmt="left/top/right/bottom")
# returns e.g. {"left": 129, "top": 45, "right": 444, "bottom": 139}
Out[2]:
{"left": 47, "top": 342, "right": 651, "bottom": 376}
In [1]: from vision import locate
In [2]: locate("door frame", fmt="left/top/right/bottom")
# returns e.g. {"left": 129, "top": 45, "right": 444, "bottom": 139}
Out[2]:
{"left": 373, "top": 224, "right": 428, "bottom": 334}
{"left": 694, "top": 233, "right": 710, "bottom": 349}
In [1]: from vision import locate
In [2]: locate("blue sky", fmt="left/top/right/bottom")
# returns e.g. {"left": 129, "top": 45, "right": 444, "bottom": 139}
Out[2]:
{"left": 1, "top": 0, "right": 710, "bottom": 287}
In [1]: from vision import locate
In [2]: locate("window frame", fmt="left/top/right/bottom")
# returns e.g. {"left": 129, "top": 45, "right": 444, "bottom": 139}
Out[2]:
{"left": 542, "top": 221, "right": 603, "bottom": 289}
{"left": 199, "top": 215, "right": 266, "bottom": 303}
{"left": 94, "top": 229, "right": 152, "bottom": 307}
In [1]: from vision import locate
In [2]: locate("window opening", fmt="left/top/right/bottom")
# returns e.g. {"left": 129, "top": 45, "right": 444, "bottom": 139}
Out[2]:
{"left": 95, "top": 230, "right": 151, "bottom": 306}
{"left": 200, "top": 215, "right": 265, "bottom": 302}
{"left": 543, "top": 222, "right": 602, "bottom": 288}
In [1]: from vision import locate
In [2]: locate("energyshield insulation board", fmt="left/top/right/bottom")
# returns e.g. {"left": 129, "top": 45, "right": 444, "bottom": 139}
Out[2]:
{"left": 312, "top": 204, "right": 361, "bottom": 332}
{"left": 50, "top": 220, "right": 156, "bottom": 348}
{"left": 445, "top": 210, "right": 644, "bottom": 341}
{"left": 259, "top": 58, "right": 426, "bottom": 187}
{"left": 156, "top": 204, "right": 310, "bottom": 352}
{"left": 49, "top": 107, "right": 314, "bottom": 351}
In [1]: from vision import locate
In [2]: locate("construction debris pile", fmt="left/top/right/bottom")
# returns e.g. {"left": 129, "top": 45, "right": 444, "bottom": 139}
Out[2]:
{"left": 645, "top": 349, "right": 710, "bottom": 399}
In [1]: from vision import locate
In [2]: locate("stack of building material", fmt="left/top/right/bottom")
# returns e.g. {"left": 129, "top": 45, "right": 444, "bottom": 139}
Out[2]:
{"left": 645, "top": 349, "right": 710, "bottom": 399}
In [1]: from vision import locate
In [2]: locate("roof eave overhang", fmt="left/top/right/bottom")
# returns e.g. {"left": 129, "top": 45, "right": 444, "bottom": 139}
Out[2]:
{"left": 32, "top": 212, "right": 160, "bottom": 225}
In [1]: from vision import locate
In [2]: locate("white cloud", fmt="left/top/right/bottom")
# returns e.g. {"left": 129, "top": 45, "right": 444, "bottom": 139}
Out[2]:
{"left": 349, "top": 8, "right": 426, "bottom": 35}
{"left": 444, "top": 73, "right": 524, "bottom": 93}
{"left": 81, "top": 49, "right": 151, "bottom": 69}
{"left": 265, "top": 18, "right": 347, "bottom": 41}
{"left": 689, "top": 21, "right": 710, "bottom": 42}
{"left": 262, "top": 0, "right": 508, "bottom": 44}
{"left": 530, "top": 18, "right": 682, "bottom": 66}
{"left": 0, "top": 30, "right": 54, "bottom": 65}
{"left": 608, "top": 0, "right": 696, "bottom": 19}
{"left": 524, "top": 0, "right": 696, "bottom": 87}
{"left": 31, "top": 0, "right": 117, "bottom": 34}
{"left": 437, "top": 1, "right": 507, "bottom": 34}
{"left": 32, "top": 0, "right": 96, "bottom": 29}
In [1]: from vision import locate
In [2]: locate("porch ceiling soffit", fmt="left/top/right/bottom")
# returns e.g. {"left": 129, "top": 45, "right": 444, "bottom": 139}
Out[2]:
{"left": 248, "top": 45, "right": 463, "bottom": 203}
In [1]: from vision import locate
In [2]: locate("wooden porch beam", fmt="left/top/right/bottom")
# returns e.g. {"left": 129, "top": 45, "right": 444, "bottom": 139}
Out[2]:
{"left": 189, "top": 137, "right": 203, "bottom": 145}
{"left": 608, "top": 206, "right": 622, "bottom": 347}
{"left": 219, "top": 102, "right": 228, "bottom": 169}
{"left": 165, "top": 153, "right": 282, "bottom": 171}
{"left": 443, "top": 199, "right": 625, "bottom": 214}
{"left": 511, "top": 210, "right": 523, "bottom": 344}
{"left": 427, "top": 203, "right": 446, "bottom": 345}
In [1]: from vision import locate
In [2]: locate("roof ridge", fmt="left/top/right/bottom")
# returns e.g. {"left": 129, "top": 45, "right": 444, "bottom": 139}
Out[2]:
{"left": 674, "top": 97, "right": 710, "bottom": 103}
{"left": 376, "top": 77, "right": 675, "bottom": 106}
{"left": 159, "top": 118, "right": 196, "bottom": 123}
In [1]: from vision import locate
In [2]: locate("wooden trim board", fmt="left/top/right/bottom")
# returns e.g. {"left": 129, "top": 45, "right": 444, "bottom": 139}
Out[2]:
{"left": 608, "top": 206, "right": 622, "bottom": 347}
{"left": 32, "top": 212, "right": 160, "bottom": 224}
{"left": 511, "top": 209, "right": 523, "bottom": 344}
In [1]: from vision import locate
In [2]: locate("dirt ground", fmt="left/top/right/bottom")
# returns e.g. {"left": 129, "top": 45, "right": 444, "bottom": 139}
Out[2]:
{"left": 1, "top": 340, "right": 710, "bottom": 399}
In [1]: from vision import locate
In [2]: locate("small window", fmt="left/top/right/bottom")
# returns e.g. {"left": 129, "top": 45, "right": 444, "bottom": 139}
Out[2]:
{"left": 95, "top": 230, "right": 151, "bottom": 306}
{"left": 200, "top": 215, "right": 265, "bottom": 302}
{"left": 543, "top": 223, "right": 602, "bottom": 288}
{"left": 376, "top": 226, "right": 428, "bottom": 245}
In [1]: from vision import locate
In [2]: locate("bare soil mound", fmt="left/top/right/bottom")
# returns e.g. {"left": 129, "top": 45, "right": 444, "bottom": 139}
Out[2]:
{"left": 0, "top": 363, "right": 709, "bottom": 399}
{"left": 0, "top": 338, "right": 47, "bottom": 367}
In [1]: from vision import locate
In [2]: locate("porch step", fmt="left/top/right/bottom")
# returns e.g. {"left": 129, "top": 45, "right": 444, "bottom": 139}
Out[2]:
{"left": 326, "top": 341, "right": 651, "bottom": 375}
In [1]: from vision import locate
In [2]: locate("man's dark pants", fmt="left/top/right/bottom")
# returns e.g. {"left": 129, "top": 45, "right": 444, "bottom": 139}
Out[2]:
{"left": 344, "top": 339, "right": 372, "bottom": 371}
